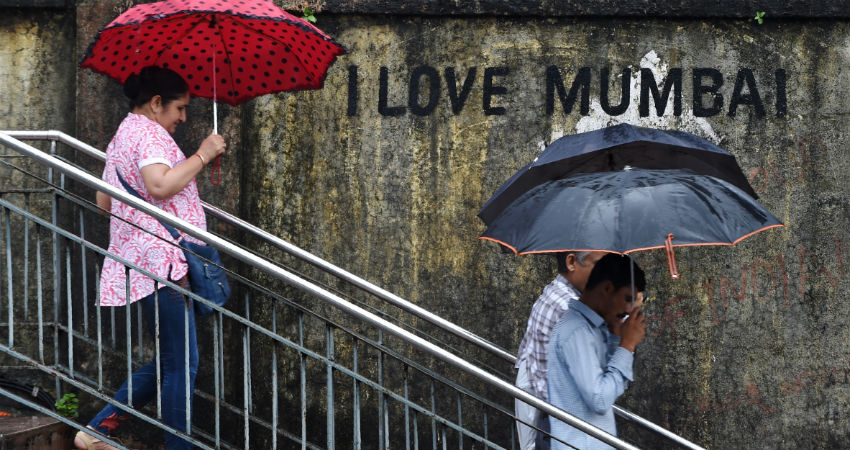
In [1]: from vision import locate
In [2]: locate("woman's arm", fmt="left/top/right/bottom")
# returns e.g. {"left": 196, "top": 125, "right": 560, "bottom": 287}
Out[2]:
{"left": 96, "top": 191, "right": 111, "bottom": 215}
{"left": 140, "top": 133, "right": 226, "bottom": 199}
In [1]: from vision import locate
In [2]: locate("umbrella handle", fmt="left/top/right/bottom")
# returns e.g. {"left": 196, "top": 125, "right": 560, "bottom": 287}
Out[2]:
{"left": 210, "top": 155, "right": 221, "bottom": 186}
{"left": 665, "top": 233, "right": 680, "bottom": 280}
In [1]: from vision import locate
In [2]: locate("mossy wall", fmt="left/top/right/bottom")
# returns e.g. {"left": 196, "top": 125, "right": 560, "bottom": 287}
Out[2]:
{"left": 2, "top": 2, "right": 850, "bottom": 448}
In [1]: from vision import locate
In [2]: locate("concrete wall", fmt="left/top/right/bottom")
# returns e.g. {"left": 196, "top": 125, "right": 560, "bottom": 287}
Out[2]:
{"left": 2, "top": 1, "right": 850, "bottom": 448}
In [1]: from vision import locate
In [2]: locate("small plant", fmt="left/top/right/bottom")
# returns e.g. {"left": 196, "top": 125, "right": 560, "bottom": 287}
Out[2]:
{"left": 302, "top": 7, "right": 317, "bottom": 23}
{"left": 753, "top": 11, "right": 765, "bottom": 25}
{"left": 55, "top": 393, "right": 79, "bottom": 419}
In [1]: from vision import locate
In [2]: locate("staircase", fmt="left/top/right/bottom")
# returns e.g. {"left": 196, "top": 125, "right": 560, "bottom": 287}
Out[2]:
{"left": 0, "top": 130, "right": 703, "bottom": 450}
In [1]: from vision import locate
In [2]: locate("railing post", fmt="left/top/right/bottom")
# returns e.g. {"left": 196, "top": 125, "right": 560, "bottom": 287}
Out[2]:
{"left": 326, "top": 324, "right": 335, "bottom": 450}
{"left": 4, "top": 207, "right": 13, "bottom": 348}
{"left": 377, "top": 330, "right": 386, "bottom": 450}
{"left": 299, "top": 312, "right": 307, "bottom": 450}
{"left": 352, "top": 338, "right": 361, "bottom": 450}
{"left": 36, "top": 227, "right": 45, "bottom": 364}
{"left": 271, "top": 302, "right": 279, "bottom": 450}
{"left": 50, "top": 139, "right": 61, "bottom": 396}
{"left": 65, "top": 246, "right": 73, "bottom": 378}
{"left": 79, "top": 208, "right": 89, "bottom": 335}
{"left": 125, "top": 267, "right": 133, "bottom": 407}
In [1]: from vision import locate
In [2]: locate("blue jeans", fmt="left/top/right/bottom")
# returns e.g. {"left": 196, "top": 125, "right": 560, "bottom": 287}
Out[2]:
{"left": 88, "top": 286, "right": 199, "bottom": 449}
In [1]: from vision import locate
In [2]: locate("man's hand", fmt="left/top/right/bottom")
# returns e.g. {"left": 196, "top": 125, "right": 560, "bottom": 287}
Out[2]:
{"left": 618, "top": 308, "right": 646, "bottom": 352}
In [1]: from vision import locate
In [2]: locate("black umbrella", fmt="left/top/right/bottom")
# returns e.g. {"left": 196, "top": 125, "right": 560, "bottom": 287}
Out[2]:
{"left": 479, "top": 168, "right": 782, "bottom": 278}
{"left": 478, "top": 123, "right": 757, "bottom": 225}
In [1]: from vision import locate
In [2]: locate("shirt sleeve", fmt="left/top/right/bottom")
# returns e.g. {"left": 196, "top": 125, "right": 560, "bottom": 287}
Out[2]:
{"left": 557, "top": 326, "right": 634, "bottom": 415}
{"left": 136, "top": 127, "right": 173, "bottom": 169}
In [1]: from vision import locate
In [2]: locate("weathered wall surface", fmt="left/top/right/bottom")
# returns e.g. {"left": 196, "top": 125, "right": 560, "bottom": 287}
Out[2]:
{"left": 243, "top": 15, "right": 850, "bottom": 449}
{"left": 2, "top": 2, "right": 850, "bottom": 449}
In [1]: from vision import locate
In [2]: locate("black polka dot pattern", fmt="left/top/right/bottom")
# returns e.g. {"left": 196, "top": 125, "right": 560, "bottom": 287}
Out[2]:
{"left": 80, "top": 0, "right": 347, "bottom": 105}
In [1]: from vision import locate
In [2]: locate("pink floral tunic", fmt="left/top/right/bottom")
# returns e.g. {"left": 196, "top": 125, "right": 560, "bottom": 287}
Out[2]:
{"left": 99, "top": 113, "right": 207, "bottom": 306}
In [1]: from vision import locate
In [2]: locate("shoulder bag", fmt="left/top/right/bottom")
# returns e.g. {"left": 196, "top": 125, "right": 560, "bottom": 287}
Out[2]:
{"left": 115, "top": 170, "right": 231, "bottom": 316}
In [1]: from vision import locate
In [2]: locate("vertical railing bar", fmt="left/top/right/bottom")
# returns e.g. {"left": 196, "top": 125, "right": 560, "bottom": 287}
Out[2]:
{"left": 243, "top": 321, "right": 250, "bottom": 450}
{"left": 377, "top": 330, "right": 385, "bottom": 450}
{"left": 299, "top": 312, "right": 306, "bottom": 450}
{"left": 185, "top": 294, "right": 192, "bottom": 438}
{"left": 5, "top": 207, "right": 14, "bottom": 347}
{"left": 510, "top": 417, "right": 516, "bottom": 450}
{"left": 213, "top": 310, "right": 221, "bottom": 449}
{"left": 326, "top": 324, "right": 335, "bottom": 450}
{"left": 245, "top": 293, "right": 252, "bottom": 414}
{"left": 136, "top": 300, "right": 143, "bottom": 362}
{"left": 441, "top": 425, "right": 447, "bottom": 450}
{"left": 50, "top": 139, "right": 60, "bottom": 396}
{"left": 95, "top": 264, "right": 102, "bottom": 389}
{"left": 79, "top": 208, "right": 88, "bottom": 335}
{"left": 65, "top": 246, "right": 73, "bottom": 378}
{"left": 483, "top": 411, "right": 489, "bottom": 449}
{"left": 430, "top": 380, "right": 437, "bottom": 450}
{"left": 383, "top": 395, "right": 389, "bottom": 450}
{"left": 413, "top": 411, "right": 419, "bottom": 450}
{"left": 110, "top": 302, "right": 116, "bottom": 349}
{"left": 23, "top": 193, "right": 29, "bottom": 319}
{"left": 404, "top": 365, "right": 410, "bottom": 450}
{"left": 271, "top": 301, "right": 278, "bottom": 450}
{"left": 125, "top": 267, "right": 133, "bottom": 407}
{"left": 154, "top": 284, "right": 162, "bottom": 420}
{"left": 36, "top": 227, "right": 45, "bottom": 363}
{"left": 457, "top": 393, "right": 463, "bottom": 450}
{"left": 218, "top": 310, "right": 225, "bottom": 401}
{"left": 352, "top": 338, "right": 361, "bottom": 450}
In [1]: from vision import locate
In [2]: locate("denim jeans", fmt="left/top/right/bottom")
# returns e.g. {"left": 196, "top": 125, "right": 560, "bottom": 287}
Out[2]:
{"left": 88, "top": 286, "right": 199, "bottom": 449}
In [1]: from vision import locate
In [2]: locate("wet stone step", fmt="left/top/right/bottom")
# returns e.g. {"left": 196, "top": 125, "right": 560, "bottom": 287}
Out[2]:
{"left": 0, "top": 414, "right": 73, "bottom": 450}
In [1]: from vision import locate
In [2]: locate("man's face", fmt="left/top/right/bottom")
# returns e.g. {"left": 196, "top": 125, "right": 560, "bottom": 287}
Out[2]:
{"left": 601, "top": 285, "right": 639, "bottom": 325}
{"left": 570, "top": 251, "right": 607, "bottom": 292}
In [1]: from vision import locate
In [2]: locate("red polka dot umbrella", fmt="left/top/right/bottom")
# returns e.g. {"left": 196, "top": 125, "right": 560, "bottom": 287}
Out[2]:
{"left": 81, "top": 0, "right": 346, "bottom": 116}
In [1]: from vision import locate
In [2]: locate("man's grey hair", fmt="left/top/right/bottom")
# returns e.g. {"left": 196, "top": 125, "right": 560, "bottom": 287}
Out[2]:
{"left": 556, "top": 251, "right": 594, "bottom": 273}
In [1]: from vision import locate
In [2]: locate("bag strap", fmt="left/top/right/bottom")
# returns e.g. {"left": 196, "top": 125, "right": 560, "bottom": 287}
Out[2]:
{"left": 114, "top": 169, "right": 182, "bottom": 241}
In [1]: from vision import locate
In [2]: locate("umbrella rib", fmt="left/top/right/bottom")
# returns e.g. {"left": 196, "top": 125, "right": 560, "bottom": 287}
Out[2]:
{"left": 224, "top": 15, "right": 321, "bottom": 87}
{"left": 212, "top": 16, "right": 239, "bottom": 105}
{"left": 152, "top": 14, "right": 208, "bottom": 64}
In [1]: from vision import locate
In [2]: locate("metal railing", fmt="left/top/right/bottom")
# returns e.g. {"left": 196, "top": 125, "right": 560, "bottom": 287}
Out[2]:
{"left": 2, "top": 130, "right": 705, "bottom": 450}
{"left": 0, "top": 130, "right": 650, "bottom": 449}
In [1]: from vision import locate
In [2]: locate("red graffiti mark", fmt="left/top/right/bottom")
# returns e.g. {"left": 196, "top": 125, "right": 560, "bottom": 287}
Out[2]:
{"left": 747, "top": 163, "right": 782, "bottom": 195}
{"left": 834, "top": 236, "right": 850, "bottom": 280}
{"left": 649, "top": 295, "right": 688, "bottom": 339}
{"left": 747, "top": 135, "right": 829, "bottom": 192}
{"left": 779, "top": 363, "right": 850, "bottom": 397}
{"left": 750, "top": 259, "right": 776, "bottom": 303}
{"left": 793, "top": 137, "right": 828, "bottom": 183}
{"left": 720, "top": 269, "right": 748, "bottom": 308}
{"left": 798, "top": 246, "right": 838, "bottom": 310}
{"left": 744, "top": 383, "right": 775, "bottom": 413}
{"left": 692, "top": 384, "right": 775, "bottom": 419}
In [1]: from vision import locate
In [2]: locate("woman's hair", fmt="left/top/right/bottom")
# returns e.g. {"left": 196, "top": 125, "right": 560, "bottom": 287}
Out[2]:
{"left": 123, "top": 66, "right": 189, "bottom": 109}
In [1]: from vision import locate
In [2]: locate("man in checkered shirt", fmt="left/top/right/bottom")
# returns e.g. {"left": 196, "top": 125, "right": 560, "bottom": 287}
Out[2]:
{"left": 514, "top": 251, "right": 605, "bottom": 449}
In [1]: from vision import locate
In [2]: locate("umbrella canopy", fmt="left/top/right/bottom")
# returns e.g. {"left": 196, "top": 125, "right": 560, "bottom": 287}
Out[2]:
{"left": 80, "top": 0, "right": 346, "bottom": 106}
{"left": 479, "top": 168, "right": 783, "bottom": 258}
{"left": 478, "top": 123, "right": 757, "bottom": 225}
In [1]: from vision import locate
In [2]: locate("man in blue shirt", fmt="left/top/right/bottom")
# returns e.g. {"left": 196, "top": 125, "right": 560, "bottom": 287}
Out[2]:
{"left": 546, "top": 254, "right": 647, "bottom": 450}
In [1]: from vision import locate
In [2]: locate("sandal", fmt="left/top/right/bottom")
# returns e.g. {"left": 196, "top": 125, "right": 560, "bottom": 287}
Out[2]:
{"left": 74, "top": 426, "right": 121, "bottom": 450}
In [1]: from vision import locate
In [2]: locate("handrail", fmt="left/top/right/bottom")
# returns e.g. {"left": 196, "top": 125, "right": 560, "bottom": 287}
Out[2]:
{"left": 0, "top": 130, "right": 516, "bottom": 364}
{"left": 0, "top": 131, "right": 643, "bottom": 450}
{"left": 1, "top": 130, "right": 704, "bottom": 450}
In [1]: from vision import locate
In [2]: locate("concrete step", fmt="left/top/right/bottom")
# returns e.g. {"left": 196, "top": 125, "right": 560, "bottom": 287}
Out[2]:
{"left": 0, "top": 414, "right": 73, "bottom": 450}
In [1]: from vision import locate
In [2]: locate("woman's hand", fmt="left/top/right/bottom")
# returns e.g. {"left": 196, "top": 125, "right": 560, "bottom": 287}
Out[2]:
{"left": 197, "top": 133, "right": 226, "bottom": 163}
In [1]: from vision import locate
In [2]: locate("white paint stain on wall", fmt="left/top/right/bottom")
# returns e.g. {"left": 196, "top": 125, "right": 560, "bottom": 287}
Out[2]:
{"left": 541, "top": 51, "right": 722, "bottom": 152}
